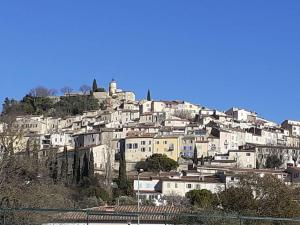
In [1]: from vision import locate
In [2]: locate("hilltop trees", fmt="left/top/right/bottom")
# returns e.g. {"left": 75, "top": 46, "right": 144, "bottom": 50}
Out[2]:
{"left": 60, "top": 86, "right": 73, "bottom": 95}
{"left": 29, "top": 86, "right": 56, "bottom": 97}
{"left": 79, "top": 85, "right": 91, "bottom": 95}
{"left": 92, "top": 79, "right": 98, "bottom": 92}
{"left": 1, "top": 78, "right": 105, "bottom": 117}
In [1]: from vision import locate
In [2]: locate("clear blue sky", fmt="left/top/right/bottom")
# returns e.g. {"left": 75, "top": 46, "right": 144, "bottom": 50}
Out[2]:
{"left": 0, "top": 1, "right": 299, "bottom": 123}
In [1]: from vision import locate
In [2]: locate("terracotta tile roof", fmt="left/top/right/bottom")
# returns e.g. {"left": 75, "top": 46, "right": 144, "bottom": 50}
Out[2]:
{"left": 54, "top": 206, "right": 184, "bottom": 223}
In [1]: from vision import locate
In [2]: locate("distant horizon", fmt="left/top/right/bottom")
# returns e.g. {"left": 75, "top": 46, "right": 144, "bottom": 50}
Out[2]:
{"left": 0, "top": 1, "right": 299, "bottom": 123}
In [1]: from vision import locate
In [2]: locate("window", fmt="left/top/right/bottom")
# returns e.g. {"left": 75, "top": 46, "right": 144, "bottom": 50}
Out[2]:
{"left": 164, "top": 141, "right": 168, "bottom": 144}
{"left": 156, "top": 141, "right": 159, "bottom": 144}
{"left": 246, "top": 153, "right": 251, "bottom": 156}
{"left": 175, "top": 183, "right": 178, "bottom": 188}
{"left": 167, "top": 183, "right": 170, "bottom": 188}
{"left": 149, "top": 147, "right": 152, "bottom": 152}
{"left": 127, "top": 144, "right": 133, "bottom": 149}
{"left": 149, "top": 141, "right": 152, "bottom": 144}
{"left": 141, "top": 141, "right": 146, "bottom": 145}
{"left": 186, "top": 184, "right": 192, "bottom": 189}
{"left": 133, "top": 143, "right": 138, "bottom": 149}
{"left": 231, "top": 177, "right": 234, "bottom": 181}
{"left": 196, "top": 184, "right": 200, "bottom": 189}
{"left": 141, "top": 147, "right": 146, "bottom": 152}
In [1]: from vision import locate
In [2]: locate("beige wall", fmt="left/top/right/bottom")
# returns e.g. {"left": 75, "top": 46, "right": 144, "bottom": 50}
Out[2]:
{"left": 153, "top": 136, "right": 180, "bottom": 161}
{"left": 162, "top": 180, "right": 224, "bottom": 197}
{"left": 125, "top": 137, "right": 154, "bottom": 163}
{"left": 229, "top": 150, "right": 256, "bottom": 169}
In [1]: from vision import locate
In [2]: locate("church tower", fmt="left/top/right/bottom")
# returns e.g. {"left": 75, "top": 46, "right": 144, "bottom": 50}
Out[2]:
{"left": 109, "top": 79, "right": 117, "bottom": 96}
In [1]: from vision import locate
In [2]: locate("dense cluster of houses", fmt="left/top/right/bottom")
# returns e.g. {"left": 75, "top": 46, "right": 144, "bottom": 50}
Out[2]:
{"left": 2, "top": 80, "right": 300, "bottom": 204}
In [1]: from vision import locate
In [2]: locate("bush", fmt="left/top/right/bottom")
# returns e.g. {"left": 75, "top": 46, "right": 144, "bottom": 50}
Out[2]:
{"left": 79, "top": 186, "right": 111, "bottom": 203}
{"left": 186, "top": 189, "right": 214, "bottom": 208}
{"left": 265, "top": 155, "right": 282, "bottom": 169}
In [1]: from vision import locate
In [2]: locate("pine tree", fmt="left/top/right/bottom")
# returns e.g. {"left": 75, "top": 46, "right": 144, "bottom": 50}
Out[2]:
{"left": 147, "top": 89, "right": 151, "bottom": 101}
{"left": 92, "top": 79, "right": 98, "bottom": 92}
{"left": 88, "top": 150, "right": 95, "bottom": 178}
{"left": 81, "top": 152, "right": 89, "bottom": 178}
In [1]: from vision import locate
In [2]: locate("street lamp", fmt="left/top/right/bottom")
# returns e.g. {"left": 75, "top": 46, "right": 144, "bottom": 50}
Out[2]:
{"left": 137, "top": 168, "right": 144, "bottom": 225}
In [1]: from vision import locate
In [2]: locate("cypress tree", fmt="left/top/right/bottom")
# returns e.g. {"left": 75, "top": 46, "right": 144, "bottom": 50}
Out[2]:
{"left": 76, "top": 159, "right": 81, "bottom": 185}
{"left": 118, "top": 148, "right": 127, "bottom": 190}
{"left": 52, "top": 157, "right": 58, "bottom": 182}
{"left": 200, "top": 155, "right": 204, "bottom": 166}
{"left": 147, "top": 89, "right": 151, "bottom": 101}
{"left": 64, "top": 146, "right": 69, "bottom": 181}
{"left": 72, "top": 147, "right": 78, "bottom": 184}
{"left": 89, "top": 150, "right": 95, "bottom": 178}
{"left": 92, "top": 79, "right": 98, "bottom": 92}
{"left": 82, "top": 152, "right": 89, "bottom": 178}
{"left": 193, "top": 145, "right": 198, "bottom": 166}
{"left": 60, "top": 159, "right": 66, "bottom": 180}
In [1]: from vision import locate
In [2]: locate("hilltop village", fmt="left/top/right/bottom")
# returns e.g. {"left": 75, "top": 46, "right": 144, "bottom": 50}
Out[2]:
{"left": 1, "top": 79, "right": 300, "bottom": 207}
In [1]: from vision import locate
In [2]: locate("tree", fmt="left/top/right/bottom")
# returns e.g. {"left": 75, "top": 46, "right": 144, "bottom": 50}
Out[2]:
{"left": 135, "top": 161, "right": 150, "bottom": 171}
{"left": 165, "top": 193, "right": 191, "bottom": 207}
{"left": 186, "top": 189, "right": 214, "bottom": 208}
{"left": 29, "top": 86, "right": 56, "bottom": 97}
{"left": 88, "top": 150, "right": 94, "bottom": 178}
{"left": 81, "top": 152, "right": 89, "bottom": 179}
{"left": 219, "top": 186, "right": 256, "bottom": 214}
{"left": 79, "top": 85, "right": 91, "bottom": 95}
{"left": 63, "top": 146, "right": 69, "bottom": 182}
{"left": 118, "top": 149, "right": 127, "bottom": 189}
{"left": 50, "top": 156, "right": 58, "bottom": 183}
{"left": 92, "top": 79, "right": 98, "bottom": 92}
{"left": 147, "top": 89, "right": 151, "bottom": 101}
{"left": 60, "top": 86, "right": 73, "bottom": 95}
{"left": 53, "top": 95, "right": 99, "bottom": 117}
{"left": 265, "top": 155, "right": 282, "bottom": 169}
{"left": 219, "top": 174, "right": 300, "bottom": 217}
{"left": 193, "top": 146, "right": 198, "bottom": 165}
{"left": 0, "top": 115, "right": 73, "bottom": 224}
{"left": 72, "top": 147, "right": 79, "bottom": 184}
{"left": 76, "top": 159, "right": 81, "bottom": 185}
{"left": 145, "top": 154, "right": 179, "bottom": 172}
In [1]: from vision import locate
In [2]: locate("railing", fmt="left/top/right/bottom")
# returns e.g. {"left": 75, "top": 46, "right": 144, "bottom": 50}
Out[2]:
{"left": 0, "top": 207, "right": 300, "bottom": 225}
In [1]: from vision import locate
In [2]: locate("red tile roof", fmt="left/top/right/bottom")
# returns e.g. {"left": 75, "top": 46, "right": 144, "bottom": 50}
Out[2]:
{"left": 54, "top": 206, "right": 184, "bottom": 223}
